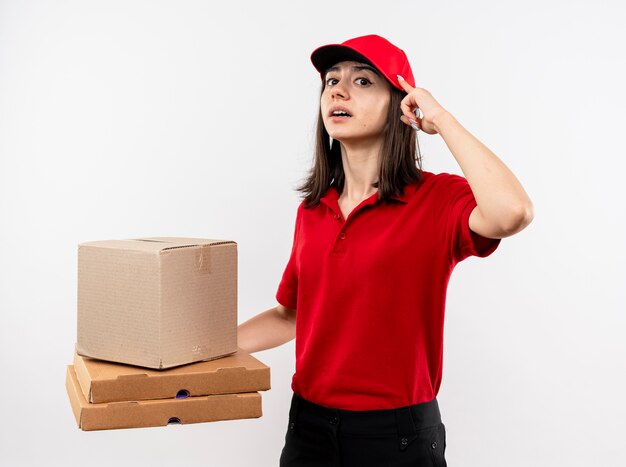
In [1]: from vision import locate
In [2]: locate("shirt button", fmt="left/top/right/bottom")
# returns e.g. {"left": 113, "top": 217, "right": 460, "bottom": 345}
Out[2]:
{"left": 329, "top": 416, "right": 338, "bottom": 425}
{"left": 400, "top": 437, "right": 408, "bottom": 446}
{"left": 289, "top": 422, "right": 295, "bottom": 431}
{"left": 431, "top": 441, "right": 438, "bottom": 449}
{"left": 334, "top": 214, "right": 341, "bottom": 220}
{"left": 339, "top": 232, "right": 346, "bottom": 240}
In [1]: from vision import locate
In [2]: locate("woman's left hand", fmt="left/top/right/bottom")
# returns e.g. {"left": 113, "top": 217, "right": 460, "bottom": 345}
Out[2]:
{"left": 397, "top": 75, "right": 449, "bottom": 135}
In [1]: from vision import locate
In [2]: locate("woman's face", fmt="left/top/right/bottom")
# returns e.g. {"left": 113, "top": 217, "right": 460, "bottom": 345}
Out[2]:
{"left": 320, "top": 61, "right": 391, "bottom": 144}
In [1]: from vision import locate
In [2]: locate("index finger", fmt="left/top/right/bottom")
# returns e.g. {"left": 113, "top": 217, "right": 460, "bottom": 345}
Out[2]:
{"left": 396, "top": 75, "right": 415, "bottom": 93}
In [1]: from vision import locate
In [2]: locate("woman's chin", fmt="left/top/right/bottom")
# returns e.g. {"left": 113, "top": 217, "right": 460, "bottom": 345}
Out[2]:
{"left": 327, "top": 130, "right": 362, "bottom": 142}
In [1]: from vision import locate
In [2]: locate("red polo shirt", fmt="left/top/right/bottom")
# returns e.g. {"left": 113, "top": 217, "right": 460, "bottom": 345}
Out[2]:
{"left": 276, "top": 171, "right": 500, "bottom": 410}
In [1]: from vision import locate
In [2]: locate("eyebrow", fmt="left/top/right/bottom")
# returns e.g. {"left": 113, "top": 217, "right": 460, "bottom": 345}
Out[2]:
{"left": 324, "top": 64, "right": 381, "bottom": 77}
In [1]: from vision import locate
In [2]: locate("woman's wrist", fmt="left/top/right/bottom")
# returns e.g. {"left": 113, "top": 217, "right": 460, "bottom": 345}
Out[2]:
{"left": 432, "top": 110, "right": 456, "bottom": 134}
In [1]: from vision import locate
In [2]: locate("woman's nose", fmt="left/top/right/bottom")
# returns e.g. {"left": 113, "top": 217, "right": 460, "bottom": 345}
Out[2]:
{"left": 330, "top": 81, "right": 348, "bottom": 99}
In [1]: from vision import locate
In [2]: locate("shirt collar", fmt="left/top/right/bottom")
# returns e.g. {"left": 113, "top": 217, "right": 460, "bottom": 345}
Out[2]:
{"left": 320, "top": 182, "right": 419, "bottom": 211}
{"left": 320, "top": 186, "right": 339, "bottom": 205}
{"left": 388, "top": 182, "right": 419, "bottom": 203}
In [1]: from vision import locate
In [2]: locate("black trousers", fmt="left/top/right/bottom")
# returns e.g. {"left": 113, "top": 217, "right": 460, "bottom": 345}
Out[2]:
{"left": 279, "top": 393, "right": 447, "bottom": 467}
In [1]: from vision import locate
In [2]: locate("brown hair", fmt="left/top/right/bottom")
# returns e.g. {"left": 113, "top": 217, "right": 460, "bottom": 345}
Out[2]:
{"left": 297, "top": 85, "right": 422, "bottom": 208}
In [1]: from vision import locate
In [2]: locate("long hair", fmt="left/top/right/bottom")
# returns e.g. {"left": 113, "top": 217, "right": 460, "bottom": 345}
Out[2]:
{"left": 297, "top": 85, "right": 422, "bottom": 208}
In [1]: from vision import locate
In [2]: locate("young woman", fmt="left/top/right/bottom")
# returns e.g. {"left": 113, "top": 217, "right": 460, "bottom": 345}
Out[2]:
{"left": 238, "top": 34, "right": 533, "bottom": 466}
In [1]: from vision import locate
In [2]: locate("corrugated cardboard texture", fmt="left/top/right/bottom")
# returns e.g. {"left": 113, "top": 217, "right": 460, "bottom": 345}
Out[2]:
{"left": 74, "top": 348, "right": 270, "bottom": 403}
{"left": 76, "top": 237, "right": 237, "bottom": 369}
{"left": 66, "top": 366, "right": 262, "bottom": 431}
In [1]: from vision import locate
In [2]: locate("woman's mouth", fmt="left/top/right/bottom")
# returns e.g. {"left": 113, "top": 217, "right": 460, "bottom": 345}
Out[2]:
{"left": 329, "top": 108, "right": 352, "bottom": 120}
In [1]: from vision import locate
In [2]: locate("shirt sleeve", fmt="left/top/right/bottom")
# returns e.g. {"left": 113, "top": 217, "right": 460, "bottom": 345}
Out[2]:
{"left": 275, "top": 203, "right": 303, "bottom": 310}
{"left": 435, "top": 173, "right": 501, "bottom": 263}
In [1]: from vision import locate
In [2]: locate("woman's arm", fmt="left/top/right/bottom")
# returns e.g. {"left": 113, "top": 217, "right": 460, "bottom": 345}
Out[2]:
{"left": 433, "top": 111, "right": 534, "bottom": 239}
{"left": 237, "top": 304, "right": 296, "bottom": 353}
{"left": 397, "top": 76, "right": 534, "bottom": 239}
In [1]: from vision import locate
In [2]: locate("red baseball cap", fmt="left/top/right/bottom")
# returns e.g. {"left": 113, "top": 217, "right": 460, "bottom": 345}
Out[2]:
{"left": 310, "top": 34, "right": 415, "bottom": 90}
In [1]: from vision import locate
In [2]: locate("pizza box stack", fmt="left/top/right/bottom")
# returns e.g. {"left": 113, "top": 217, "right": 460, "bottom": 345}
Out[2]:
{"left": 65, "top": 237, "right": 270, "bottom": 431}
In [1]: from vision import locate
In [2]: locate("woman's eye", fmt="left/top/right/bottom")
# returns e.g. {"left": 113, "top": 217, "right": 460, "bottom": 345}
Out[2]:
{"left": 355, "top": 78, "right": 371, "bottom": 86}
{"left": 325, "top": 77, "right": 339, "bottom": 86}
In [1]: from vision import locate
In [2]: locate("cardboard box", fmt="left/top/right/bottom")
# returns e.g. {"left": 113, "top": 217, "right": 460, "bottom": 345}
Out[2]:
{"left": 66, "top": 366, "right": 262, "bottom": 431}
{"left": 76, "top": 237, "right": 237, "bottom": 369}
{"left": 74, "top": 349, "right": 271, "bottom": 403}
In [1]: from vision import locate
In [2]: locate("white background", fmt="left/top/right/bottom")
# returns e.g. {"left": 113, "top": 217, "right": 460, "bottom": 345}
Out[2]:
{"left": 1, "top": 1, "right": 625, "bottom": 466}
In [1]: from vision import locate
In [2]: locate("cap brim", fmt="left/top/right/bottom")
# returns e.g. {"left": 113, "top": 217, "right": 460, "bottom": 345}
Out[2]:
{"left": 311, "top": 45, "right": 374, "bottom": 74}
